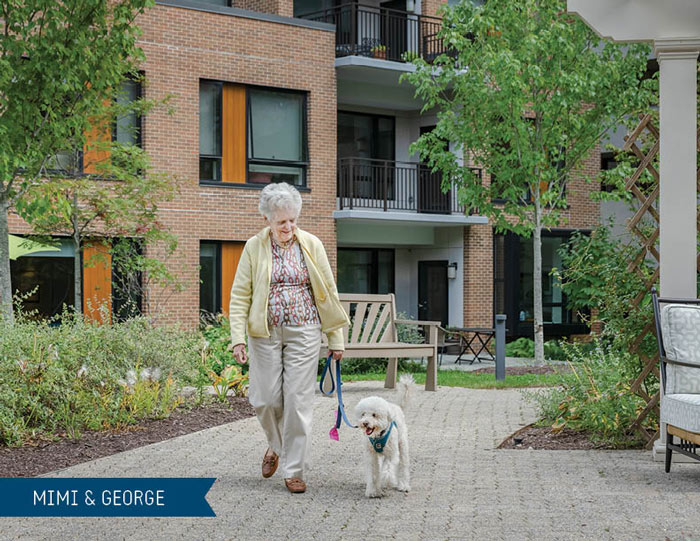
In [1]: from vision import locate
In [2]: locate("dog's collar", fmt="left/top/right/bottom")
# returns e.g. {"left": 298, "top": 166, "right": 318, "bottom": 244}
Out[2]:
{"left": 368, "top": 421, "right": 396, "bottom": 453}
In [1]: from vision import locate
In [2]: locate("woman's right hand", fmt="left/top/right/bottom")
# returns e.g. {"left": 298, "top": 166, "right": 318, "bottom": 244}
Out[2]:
{"left": 233, "top": 343, "right": 248, "bottom": 364}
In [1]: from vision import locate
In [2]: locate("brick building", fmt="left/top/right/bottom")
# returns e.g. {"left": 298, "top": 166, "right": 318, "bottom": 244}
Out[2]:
{"left": 8, "top": 0, "right": 600, "bottom": 338}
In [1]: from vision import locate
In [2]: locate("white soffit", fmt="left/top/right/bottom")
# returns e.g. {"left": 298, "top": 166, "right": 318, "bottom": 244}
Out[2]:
{"left": 567, "top": 0, "right": 700, "bottom": 42}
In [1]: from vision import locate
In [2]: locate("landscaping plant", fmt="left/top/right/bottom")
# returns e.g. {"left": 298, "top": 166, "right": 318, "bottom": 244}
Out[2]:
{"left": 0, "top": 308, "right": 200, "bottom": 446}
{"left": 529, "top": 340, "right": 652, "bottom": 447}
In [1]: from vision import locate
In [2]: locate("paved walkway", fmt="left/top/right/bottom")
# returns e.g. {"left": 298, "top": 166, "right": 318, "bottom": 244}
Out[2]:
{"left": 2, "top": 381, "right": 700, "bottom": 540}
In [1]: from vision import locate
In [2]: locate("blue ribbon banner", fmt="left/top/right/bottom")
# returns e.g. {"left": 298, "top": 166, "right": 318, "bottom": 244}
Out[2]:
{"left": 0, "top": 478, "right": 216, "bottom": 517}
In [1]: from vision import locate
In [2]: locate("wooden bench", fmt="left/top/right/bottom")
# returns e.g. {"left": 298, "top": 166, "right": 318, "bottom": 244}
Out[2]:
{"left": 328, "top": 293, "right": 441, "bottom": 391}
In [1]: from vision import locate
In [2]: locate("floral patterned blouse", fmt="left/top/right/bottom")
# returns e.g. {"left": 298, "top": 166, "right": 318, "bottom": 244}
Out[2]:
{"left": 267, "top": 235, "right": 321, "bottom": 327}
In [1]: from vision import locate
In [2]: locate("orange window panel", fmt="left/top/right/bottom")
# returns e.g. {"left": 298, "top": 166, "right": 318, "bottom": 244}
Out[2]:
{"left": 83, "top": 100, "right": 112, "bottom": 174}
{"left": 221, "top": 241, "right": 245, "bottom": 317}
{"left": 222, "top": 84, "right": 246, "bottom": 183}
{"left": 83, "top": 241, "right": 112, "bottom": 324}
{"left": 529, "top": 180, "right": 550, "bottom": 202}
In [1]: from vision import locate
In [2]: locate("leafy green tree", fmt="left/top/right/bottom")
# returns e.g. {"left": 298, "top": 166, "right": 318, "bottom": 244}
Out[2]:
{"left": 15, "top": 157, "right": 177, "bottom": 318}
{"left": 0, "top": 0, "right": 154, "bottom": 323}
{"left": 403, "top": 0, "right": 654, "bottom": 363}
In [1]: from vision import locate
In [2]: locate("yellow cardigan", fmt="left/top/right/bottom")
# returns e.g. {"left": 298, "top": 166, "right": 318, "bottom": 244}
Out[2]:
{"left": 229, "top": 226, "right": 350, "bottom": 351}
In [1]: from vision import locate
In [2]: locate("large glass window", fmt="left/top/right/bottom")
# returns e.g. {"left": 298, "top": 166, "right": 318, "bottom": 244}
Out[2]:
{"left": 199, "top": 81, "right": 223, "bottom": 182}
{"left": 518, "top": 235, "right": 570, "bottom": 325}
{"left": 114, "top": 79, "right": 142, "bottom": 146}
{"left": 10, "top": 240, "right": 75, "bottom": 318}
{"left": 248, "top": 89, "right": 307, "bottom": 186}
{"left": 338, "top": 112, "right": 395, "bottom": 161}
{"left": 200, "top": 242, "right": 221, "bottom": 317}
{"left": 337, "top": 248, "right": 394, "bottom": 294}
{"left": 494, "top": 231, "right": 588, "bottom": 337}
{"left": 111, "top": 238, "right": 143, "bottom": 322}
{"left": 199, "top": 82, "right": 308, "bottom": 186}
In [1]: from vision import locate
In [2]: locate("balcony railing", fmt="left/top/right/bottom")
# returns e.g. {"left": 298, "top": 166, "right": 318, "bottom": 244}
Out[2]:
{"left": 337, "top": 157, "right": 481, "bottom": 214}
{"left": 298, "top": 3, "right": 447, "bottom": 63}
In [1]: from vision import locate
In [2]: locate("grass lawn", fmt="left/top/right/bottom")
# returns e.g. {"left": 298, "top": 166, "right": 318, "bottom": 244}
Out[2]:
{"left": 339, "top": 370, "right": 562, "bottom": 389}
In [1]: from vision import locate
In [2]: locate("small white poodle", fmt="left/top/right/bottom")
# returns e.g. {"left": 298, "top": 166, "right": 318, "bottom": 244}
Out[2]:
{"left": 354, "top": 374, "right": 413, "bottom": 498}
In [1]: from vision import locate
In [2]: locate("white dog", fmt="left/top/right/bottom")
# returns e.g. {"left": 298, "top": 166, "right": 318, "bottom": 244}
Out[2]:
{"left": 354, "top": 374, "right": 413, "bottom": 498}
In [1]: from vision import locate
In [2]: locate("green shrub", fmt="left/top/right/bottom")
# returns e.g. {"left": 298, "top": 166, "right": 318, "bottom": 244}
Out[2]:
{"left": 505, "top": 336, "right": 595, "bottom": 361}
{"left": 505, "top": 337, "right": 535, "bottom": 357}
{"left": 200, "top": 313, "right": 247, "bottom": 376}
{"left": 528, "top": 341, "right": 653, "bottom": 447}
{"left": 318, "top": 356, "right": 424, "bottom": 376}
{"left": 0, "top": 310, "right": 200, "bottom": 446}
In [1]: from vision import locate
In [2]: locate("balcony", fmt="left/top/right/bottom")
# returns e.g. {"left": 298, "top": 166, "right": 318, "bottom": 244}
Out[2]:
{"left": 298, "top": 3, "right": 447, "bottom": 63}
{"left": 337, "top": 157, "right": 482, "bottom": 215}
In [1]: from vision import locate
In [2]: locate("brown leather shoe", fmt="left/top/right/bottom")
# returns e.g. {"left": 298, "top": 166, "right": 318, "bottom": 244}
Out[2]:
{"left": 262, "top": 449, "right": 278, "bottom": 478}
{"left": 284, "top": 477, "right": 306, "bottom": 494}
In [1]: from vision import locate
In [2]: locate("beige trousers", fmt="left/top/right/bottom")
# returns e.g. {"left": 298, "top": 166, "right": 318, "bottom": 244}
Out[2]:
{"left": 248, "top": 324, "right": 322, "bottom": 479}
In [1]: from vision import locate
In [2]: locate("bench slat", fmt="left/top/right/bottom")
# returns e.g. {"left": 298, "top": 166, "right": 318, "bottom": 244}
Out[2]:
{"left": 350, "top": 302, "right": 368, "bottom": 344}
{"left": 360, "top": 302, "right": 382, "bottom": 343}
{"left": 370, "top": 303, "right": 392, "bottom": 344}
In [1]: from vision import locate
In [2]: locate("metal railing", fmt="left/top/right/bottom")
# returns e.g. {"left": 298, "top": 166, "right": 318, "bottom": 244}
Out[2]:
{"left": 337, "top": 157, "right": 481, "bottom": 214}
{"left": 298, "top": 3, "right": 447, "bottom": 63}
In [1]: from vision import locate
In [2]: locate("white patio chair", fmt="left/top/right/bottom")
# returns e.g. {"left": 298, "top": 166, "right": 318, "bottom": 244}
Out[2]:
{"left": 652, "top": 287, "right": 700, "bottom": 471}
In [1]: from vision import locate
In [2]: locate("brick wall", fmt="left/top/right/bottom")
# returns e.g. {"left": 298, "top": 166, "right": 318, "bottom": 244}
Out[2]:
{"left": 421, "top": 0, "right": 445, "bottom": 19}
{"left": 231, "top": 0, "right": 293, "bottom": 17}
{"left": 135, "top": 3, "right": 337, "bottom": 327}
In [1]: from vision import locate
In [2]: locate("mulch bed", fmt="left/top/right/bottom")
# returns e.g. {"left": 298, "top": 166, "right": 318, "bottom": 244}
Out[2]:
{"left": 0, "top": 397, "right": 255, "bottom": 478}
{"left": 498, "top": 423, "right": 610, "bottom": 450}
{"left": 470, "top": 365, "right": 569, "bottom": 376}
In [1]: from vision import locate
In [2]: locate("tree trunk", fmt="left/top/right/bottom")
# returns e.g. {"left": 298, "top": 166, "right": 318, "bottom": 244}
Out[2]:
{"left": 0, "top": 197, "right": 14, "bottom": 324}
{"left": 532, "top": 190, "right": 545, "bottom": 365}
{"left": 72, "top": 192, "right": 82, "bottom": 314}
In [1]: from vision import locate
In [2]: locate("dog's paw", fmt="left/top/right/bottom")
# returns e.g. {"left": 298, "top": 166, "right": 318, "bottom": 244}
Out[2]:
{"left": 365, "top": 489, "right": 383, "bottom": 498}
{"left": 396, "top": 482, "right": 410, "bottom": 493}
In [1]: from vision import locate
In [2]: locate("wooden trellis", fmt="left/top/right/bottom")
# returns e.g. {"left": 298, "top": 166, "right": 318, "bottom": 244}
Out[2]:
{"left": 621, "top": 113, "right": 700, "bottom": 448}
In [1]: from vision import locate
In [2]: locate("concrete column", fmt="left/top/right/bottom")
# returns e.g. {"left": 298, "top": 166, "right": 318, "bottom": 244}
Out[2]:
{"left": 652, "top": 38, "right": 700, "bottom": 461}
{"left": 655, "top": 39, "right": 700, "bottom": 299}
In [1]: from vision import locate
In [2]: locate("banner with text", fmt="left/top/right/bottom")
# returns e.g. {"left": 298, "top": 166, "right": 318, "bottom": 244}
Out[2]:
{"left": 0, "top": 478, "right": 216, "bottom": 517}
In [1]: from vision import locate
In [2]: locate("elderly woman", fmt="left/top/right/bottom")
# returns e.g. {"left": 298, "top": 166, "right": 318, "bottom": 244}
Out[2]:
{"left": 229, "top": 182, "right": 349, "bottom": 494}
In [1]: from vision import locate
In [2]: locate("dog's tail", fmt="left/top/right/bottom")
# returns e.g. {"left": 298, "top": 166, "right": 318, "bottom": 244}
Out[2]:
{"left": 396, "top": 373, "right": 415, "bottom": 408}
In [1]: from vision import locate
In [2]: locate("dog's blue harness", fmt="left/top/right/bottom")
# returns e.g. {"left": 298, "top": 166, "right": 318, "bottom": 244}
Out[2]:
{"left": 369, "top": 421, "right": 396, "bottom": 453}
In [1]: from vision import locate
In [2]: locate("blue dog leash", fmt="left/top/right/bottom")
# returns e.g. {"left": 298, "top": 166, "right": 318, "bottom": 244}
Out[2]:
{"left": 320, "top": 354, "right": 356, "bottom": 439}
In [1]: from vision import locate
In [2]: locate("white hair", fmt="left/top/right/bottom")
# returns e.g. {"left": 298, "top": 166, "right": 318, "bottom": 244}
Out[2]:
{"left": 258, "top": 182, "right": 302, "bottom": 221}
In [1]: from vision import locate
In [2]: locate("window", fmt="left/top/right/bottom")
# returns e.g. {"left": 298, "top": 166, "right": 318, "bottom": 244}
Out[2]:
{"left": 200, "top": 242, "right": 221, "bottom": 316}
{"left": 47, "top": 78, "right": 143, "bottom": 176}
{"left": 493, "top": 230, "right": 588, "bottom": 337}
{"left": 338, "top": 111, "right": 394, "bottom": 161}
{"left": 600, "top": 151, "right": 619, "bottom": 193}
{"left": 199, "top": 240, "right": 244, "bottom": 317}
{"left": 10, "top": 240, "right": 75, "bottom": 318}
{"left": 337, "top": 112, "right": 395, "bottom": 200}
{"left": 114, "top": 79, "right": 142, "bottom": 147}
{"left": 111, "top": 238, "right": 143, "bottom": 322}
{"left": 248, "top": 89, "right": 307, "bottom": 185}
{"left": 337, "top": 248, "right": 394, "bottom": 294}
{"left": 199, "top": 81, "right": 223, "bottom": 182}
{"left": 199, "top": 81, "right": 308, "bottom": 186}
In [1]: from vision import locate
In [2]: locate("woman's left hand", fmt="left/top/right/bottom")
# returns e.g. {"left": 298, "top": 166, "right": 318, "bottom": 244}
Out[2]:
{"left": 330, "top": 350, "right": 344, "bottom": 361}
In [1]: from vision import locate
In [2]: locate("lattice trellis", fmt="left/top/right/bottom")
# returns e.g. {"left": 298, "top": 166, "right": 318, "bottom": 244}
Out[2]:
{"left": 621, "top": 113, "right": 700, "bottom": 448}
